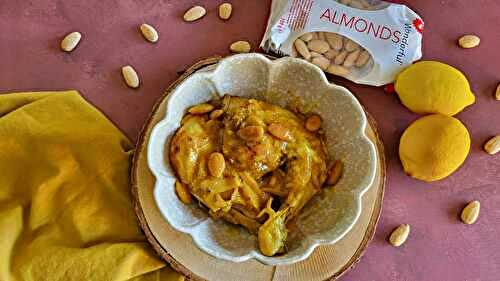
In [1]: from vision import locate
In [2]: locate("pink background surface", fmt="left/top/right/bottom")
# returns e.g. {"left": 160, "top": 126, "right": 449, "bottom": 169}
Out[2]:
{"left": 1, "top": 1, "right": 499, "bottom": 280}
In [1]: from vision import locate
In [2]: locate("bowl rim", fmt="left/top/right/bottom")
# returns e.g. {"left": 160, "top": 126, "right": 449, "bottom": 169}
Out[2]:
{"left": 147, "top": 53, "right": 377, "bottom": 265}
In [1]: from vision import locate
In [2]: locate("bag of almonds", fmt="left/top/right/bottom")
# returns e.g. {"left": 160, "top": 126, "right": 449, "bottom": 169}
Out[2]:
{"left": 260, "top": 0, "right": 424, "bottom": 86}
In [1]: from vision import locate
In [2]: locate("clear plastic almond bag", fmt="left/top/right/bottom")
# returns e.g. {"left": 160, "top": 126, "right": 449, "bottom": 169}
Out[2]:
{"left": 260, "top": 0, "right": 424, "bottom": 86}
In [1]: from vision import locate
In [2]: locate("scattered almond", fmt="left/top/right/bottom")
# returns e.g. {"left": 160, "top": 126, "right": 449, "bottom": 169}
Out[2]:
{"left": 139, "top": 23, "right": 159, "bottom": 43}
{"left": 458, "top": 34, "right": 480, "bottom": 49}
{"left": 230, "top": 40, "right": 251, "bottom": 53}
{"left": 188, "top": 103, "right": 214, "bottom": 114}
{"left": 60, "top": 31, "right": 82, "bottom": 52}
{"left": 175, "top": 181, "right": 192, "bottom": 204}
{"left": 209, "top": 109, "right": 224, "bottom": 119}
{"left": 238, "top": 125, "right": 264, "bottom": 141}
{"left": 495, "top": 83, "right": 500, "bottom": 100}
{"left": 208, "top": 152, "right": 226, "bottom": 178}
{"left": 268, "top": 123, "right": 293, "bottom": 141}
{"left": 218, "top": 3, "right": 232, "bottom": 20}
{"left": 183, "top": 6, "right": 206, "bottom": 22}
{"left": 121, "top": 65, "right": 140, "bottom": 88}
{"left": 460, "top": 200, "right": 480, "bottom": 224}
{"left": 326, "top": 160, "right": 343, "bottom": 185}
{"left": 389, "top": 224, "right": 410, "bottom": 247}
{"left": 484, "top": 135, "right": 500, "bottom": 155}
{"left": 305, "top": 115, "right": 322, "bottom": 131}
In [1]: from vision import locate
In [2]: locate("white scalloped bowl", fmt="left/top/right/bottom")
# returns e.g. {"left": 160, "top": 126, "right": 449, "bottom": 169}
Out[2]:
{"left": 147, "top": 54, "right": 376, "bottom": 265}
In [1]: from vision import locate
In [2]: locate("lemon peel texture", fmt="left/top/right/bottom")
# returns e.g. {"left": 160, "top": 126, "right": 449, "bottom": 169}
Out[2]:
{"left": 399, "top": 114, "right": 471, "bottom": 182}
{"left": 395, "top": 61, "right": 475, "bottom": 116}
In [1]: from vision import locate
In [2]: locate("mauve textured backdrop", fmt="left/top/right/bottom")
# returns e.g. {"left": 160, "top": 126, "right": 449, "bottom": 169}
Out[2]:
{"left": 1, "top": 1, "right": 499, "bottom": 280}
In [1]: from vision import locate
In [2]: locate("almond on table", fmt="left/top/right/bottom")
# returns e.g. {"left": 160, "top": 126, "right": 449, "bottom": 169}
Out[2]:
{"left": 183, "top": 6, "right": 206, "bottom": 22}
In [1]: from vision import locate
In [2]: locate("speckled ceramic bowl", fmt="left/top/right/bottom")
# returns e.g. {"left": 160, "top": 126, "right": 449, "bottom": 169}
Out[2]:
{"left": 147, "top": 54, "right": 377, "bottom": 265}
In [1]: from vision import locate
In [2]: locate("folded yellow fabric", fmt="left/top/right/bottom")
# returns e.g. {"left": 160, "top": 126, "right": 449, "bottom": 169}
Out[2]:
{"left": 0, "top": 91, "right": 180, "bottom": 281}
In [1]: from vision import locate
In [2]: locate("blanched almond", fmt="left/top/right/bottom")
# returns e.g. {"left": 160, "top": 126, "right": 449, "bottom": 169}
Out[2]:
{"left": 355, "top": 50, "right": 371, "bottom": 67}
{"left": 230, "top": 40, "right": 251, "bottom": 53}
{"left": 326, "top": 160, "right": 343, "bottom": 185}
{"left": 218, "top": 3, "right": 232, "bottom": 20}
{"left": 305, "top": 115, "right": 322, "bottom": 131}
{"left": 325, "top": 33, "right": 343, "bottom": 51}
{"left": 495, "top": 83, "right": 500, "bottom": 100}
{"left": 343, "top": 49, "right": 361, "bottom": 68}
{"left": 61, "top": 31, "right": 82, "bottom": 52}
{"left": 389, "top": 224, "right": 410, "bottom": 247}
{"left": 458, "top": 34, "right": 480, "bottom": 49}
{"left": 268, "top": 123, "right": 293, "bottom": 141}
{"left": 121, "top": 65, "right": 140, "bottom": 88}
{"left": 300, "top": 33, "right": 314, "bottom": 42}
{"left": 324, "top": 49, "right": 339, "bottom": 59}
{"left": 188, "top": 103, "right": 214, "bottom": 114}
{"left": 484, "top": 135, "right": 500, "bottom": 155}
{"left": 344, "top": 38, "right": 360, "bottom": 52}
{"left": 183, "top": 6, "right": 206, "bottom": 22}
{"left": 209, "top": 109, "right": 224, "bottom": 119}
{"left": 140, "top": 23, "right": 159, "bottom": 43}
{"left": 460, "top": 200, "right": 480, "bottom": 224}
{"left": 307, "top": 39, "right": 330, "bottom": 54}
{"left": 311, "top": 56, "right": 330, "bottom": 70}
{"left": 175, "top": 181, "right": 192, "bottom": 204}
{"left": 238, "top": 125, "right": 264, "bottom": 141}
{"left": 208, "top": 152, "right": 226, "bottom": 177}
{"left": 326, "top": 64, "right": 350, "bottom": 76}
{"left": 294, "top": 39, "right": 311, "bottom": 60}
{"left": 334, "top": 50, "right": 348, "bottom": 65}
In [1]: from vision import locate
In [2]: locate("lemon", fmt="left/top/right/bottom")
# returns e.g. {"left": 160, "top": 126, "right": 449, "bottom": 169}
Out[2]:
{"left": 395, "top": 61, "right": 475, "bottom": 116}
{"left": 399, "top": 114, "right": 471, "bottom": 182}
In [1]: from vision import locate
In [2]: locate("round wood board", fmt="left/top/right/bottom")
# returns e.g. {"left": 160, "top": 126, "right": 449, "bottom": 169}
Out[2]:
{"left": 131, "top": 55, "right": 386, "bottom": 281}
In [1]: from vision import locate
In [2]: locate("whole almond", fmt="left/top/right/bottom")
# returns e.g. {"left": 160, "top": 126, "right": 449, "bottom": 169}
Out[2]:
{"left": 343, "top": 49, "right": 361, "bottom": 68}
{"left": 495, "top": 83, "right": 500, "bottom": 100}
{"left": 311, "top": 56, "right": 330, "bottom": 71}
{"left": 300, "top": 33, "right": 314, "bottom": 42}
{"left": 325, "top": 33, "right": 343, "bottom": 50}
{"left": 317, "top": 32, "right": 326, "bottom": 41}
{"left": 188, "top": 103, "right": 214, "bottom": 114}
{"left": 326, "top": 64, "right": 350, "bottom": 76}
{"left": 355, "top": 50, "right": 371, "bottom": 67}
{"left": 208, "top": 152, "right": 226, "bottom": 178}
{"left": 389, "top": 224, "right": 410, "bottom": 247}
{"left": 305, "top": 115, "right": 322, "bottom": 132}
{"left": 458, "top": 34, "right": 480, "bottom": 49}
{"left": 238, "top": 125, "right": 264, "bottom": 141}
{"left": 183, "top": 6, "right": 206, "bottom": 22}
{"left": 310, "top": 51, "right": 322, "bottom": 58}
{"left": 60, "top": 31, "right": 82, "bottom": 52}
{"left": 326, "top": 160, "right": 343, "bottom": 185}
{"left": 334, "top": 50, "right": 348, "bottom": 65}
{"left": 175, "top": 181, "right": 192, "bottom": 204}
{"left": 218, "top": 3, "right": 232, "bottom": 20}
{"left": 307, "top": 39, "right": 330, "bottom": 54}
{"left": 121, "top": 65, "right": 140, "bottom": 88}
{"left": 268, "top": 123, "right": 293, "bottom": 141}
{"left": 139, "top": 23, "right": 159, "bottom": 43}
{"left": 460, "top": 200, "right": 480, "bottom": 224}
{"left": 230, "top": 40, "right": 251, "bottom": 53}
{"left": 484, "top": 135, "right": 500, "bottom": 155}
{"left": 294, "top": 39, "right": 311, "bottom": 60}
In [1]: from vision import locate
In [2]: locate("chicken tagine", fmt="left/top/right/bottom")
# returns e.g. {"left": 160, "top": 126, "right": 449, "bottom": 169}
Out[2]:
{"left": 169, "top": 95, "right": 342, "bottom": 256}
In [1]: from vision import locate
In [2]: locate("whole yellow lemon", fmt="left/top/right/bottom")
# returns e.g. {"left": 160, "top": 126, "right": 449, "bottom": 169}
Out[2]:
{"left": 399, "top": 114, "right": 471, "bottom": 182}
{"left": 395, "top": 61, "right": 475, "bottom": 116}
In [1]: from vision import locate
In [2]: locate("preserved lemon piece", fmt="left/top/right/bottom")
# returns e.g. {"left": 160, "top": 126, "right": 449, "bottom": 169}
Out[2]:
{"left": 399, "top": 114, "right": 471, "bottom": 182}
{"left": 395, "top": 61, "right": 475, "bottom": 116}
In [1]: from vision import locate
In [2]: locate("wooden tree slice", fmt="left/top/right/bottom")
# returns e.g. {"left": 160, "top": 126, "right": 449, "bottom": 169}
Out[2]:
{"left": 131, "top": 55, "right": 386, "bottom": 281}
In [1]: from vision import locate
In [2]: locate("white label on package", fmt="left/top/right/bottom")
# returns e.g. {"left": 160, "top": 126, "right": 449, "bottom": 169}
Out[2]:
{"left": 260, "top": 0, "right": 424, "bottom": 86}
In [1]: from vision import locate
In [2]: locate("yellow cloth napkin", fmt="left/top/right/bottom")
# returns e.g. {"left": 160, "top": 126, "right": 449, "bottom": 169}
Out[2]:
{"left": 0, "top": 91, "right": 180, "bottom": 281}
